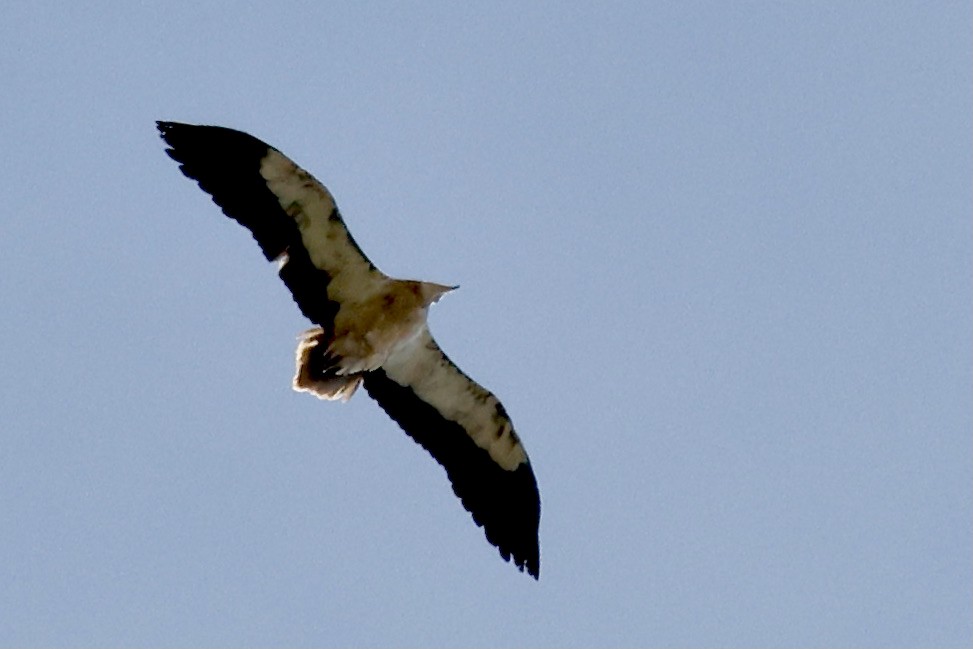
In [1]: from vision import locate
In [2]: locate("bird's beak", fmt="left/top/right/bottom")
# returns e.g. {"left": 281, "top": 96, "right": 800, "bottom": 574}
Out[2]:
{"left": 434, "top": 284, "right": 460, "bottom": 303}
{"left": 422, "top": 282, "right": 459, "bottom": 305}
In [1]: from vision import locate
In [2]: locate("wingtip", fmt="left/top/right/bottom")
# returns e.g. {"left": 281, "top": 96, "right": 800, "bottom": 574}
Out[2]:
{"left": 500, "top": 535, "right": 540, "bottom": 579}
{"left": 156, "top": 120, "right": 180, "bottom": 147}
{"left": 521, "top": 552, "right": 540, "bottom": 580}
{"left": 156, "top": 121, "right": 197, "bottom": 142}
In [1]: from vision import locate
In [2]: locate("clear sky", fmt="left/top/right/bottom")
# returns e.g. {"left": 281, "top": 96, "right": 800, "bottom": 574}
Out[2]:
{"left": 1, "top": 1, "right": 970, "bottom": 646}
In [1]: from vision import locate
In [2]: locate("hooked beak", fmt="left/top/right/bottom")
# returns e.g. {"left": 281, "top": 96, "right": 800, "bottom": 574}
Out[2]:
{"left": 421, "top": 282, "right": 459, "bottom": 305}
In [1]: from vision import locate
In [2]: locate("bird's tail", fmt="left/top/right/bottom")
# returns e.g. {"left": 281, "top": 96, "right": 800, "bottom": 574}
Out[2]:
{"left": 292, "top": 328, "right": 364, "bottom": 401}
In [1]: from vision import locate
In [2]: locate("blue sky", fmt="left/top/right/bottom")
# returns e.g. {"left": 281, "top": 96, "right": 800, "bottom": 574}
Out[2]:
{"left": 1, "top": 1, "right": 970, "bottom": 646}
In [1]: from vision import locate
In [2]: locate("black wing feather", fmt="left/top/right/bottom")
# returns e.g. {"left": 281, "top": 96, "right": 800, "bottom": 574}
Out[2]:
{"left": 156, "top": 122, "right": 340, "bottom": 332}
{"left": 363, "top": 370, "right": 541, "bottom": 579}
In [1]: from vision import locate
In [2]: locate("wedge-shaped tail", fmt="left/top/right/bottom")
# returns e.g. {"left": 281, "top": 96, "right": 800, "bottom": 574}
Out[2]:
{"left": 293, "top": 328, "right": 364, "bottom": 402}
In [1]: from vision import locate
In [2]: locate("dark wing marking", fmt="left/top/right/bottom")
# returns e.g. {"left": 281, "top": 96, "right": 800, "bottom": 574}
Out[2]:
{"left": 363, "top": 329, "right": 541, "bottom": 578}
{"left": 156, "top": 121, "right": 380, "bottom": 334}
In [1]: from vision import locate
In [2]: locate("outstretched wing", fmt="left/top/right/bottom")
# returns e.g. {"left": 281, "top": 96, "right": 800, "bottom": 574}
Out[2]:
{"left": 363, "top": 328, "right": 541, "bottom": 578}
{"left": 156, "top": 121, "right": 384, "bottom": 336}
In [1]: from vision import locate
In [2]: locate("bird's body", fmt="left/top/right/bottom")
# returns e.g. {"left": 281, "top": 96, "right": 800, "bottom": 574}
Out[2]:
{"left": 293, "top": 278, "right": 454, "bottom": 401}
{"left": 157, "top": 122, "right": 540, "bottom": 577}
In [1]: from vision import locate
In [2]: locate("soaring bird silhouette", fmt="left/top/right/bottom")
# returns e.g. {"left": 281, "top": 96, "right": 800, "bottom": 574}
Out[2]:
{"left": 157, "top": 122, "right": 540, "bottom": 578}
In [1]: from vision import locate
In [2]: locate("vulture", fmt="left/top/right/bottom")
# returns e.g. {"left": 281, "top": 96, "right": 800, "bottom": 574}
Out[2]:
{"left": 157, "top": 122, "right": 540, "bottom": 578}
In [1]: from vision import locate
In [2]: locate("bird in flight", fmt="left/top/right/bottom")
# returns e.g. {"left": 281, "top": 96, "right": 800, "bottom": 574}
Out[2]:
{"left": 157, "top": 122, "right": 540, "bottom": 578}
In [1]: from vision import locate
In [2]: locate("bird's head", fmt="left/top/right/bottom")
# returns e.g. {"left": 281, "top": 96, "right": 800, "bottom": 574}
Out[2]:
{"left": 418, "top": 281, "right": 459, "bottom": 306}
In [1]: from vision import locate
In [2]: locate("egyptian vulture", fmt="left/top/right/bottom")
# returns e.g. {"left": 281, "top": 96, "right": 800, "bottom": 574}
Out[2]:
{"left": 157, "top": 122, "right": 540, "bottom": 578}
